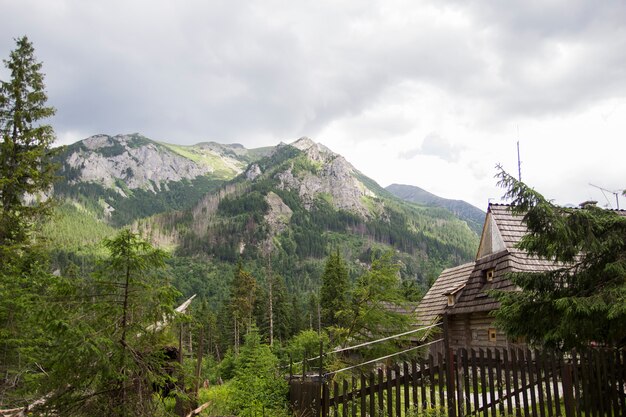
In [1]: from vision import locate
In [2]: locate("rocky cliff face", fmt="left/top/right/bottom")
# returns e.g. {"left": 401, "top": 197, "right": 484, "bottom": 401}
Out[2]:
{"left": 272, "top": 137, "right": 378, "bottom": 218}
{"left": 60, "top": 134, "right": 246, "bottom": 194}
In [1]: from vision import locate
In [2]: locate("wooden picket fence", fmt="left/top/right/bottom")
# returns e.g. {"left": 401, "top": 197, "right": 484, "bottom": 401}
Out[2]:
{"left": 290, "top": 347, "right": 626, "bottom": 417}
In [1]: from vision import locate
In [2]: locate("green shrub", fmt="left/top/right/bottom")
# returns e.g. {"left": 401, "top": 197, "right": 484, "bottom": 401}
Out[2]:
{"left": 231, "top": 329, "right": 289, "bottom": 416}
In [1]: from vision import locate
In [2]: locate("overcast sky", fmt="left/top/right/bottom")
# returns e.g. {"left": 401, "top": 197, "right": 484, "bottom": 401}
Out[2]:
{"left": 2, "top": 0, "right": 626, "bottom": 210}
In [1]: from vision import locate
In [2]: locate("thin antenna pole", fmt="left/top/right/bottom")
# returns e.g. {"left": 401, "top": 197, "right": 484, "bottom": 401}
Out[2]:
{"left": 516, "top": 125, "right": 522, "bottom": 181}
{"left": 589, "top": 183, "right": 620, "bottom": 209}
{"left": 517, "top": 141, "right": 522, "bottom": 182}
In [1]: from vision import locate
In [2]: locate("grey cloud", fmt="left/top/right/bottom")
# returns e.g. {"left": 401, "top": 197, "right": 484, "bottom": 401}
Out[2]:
{"left": 452, "top": 0, "right": 626, "bottom": 119}
{"left": 399, "top": 133, "right": 463, "bottom": 162}
{"left": 2, "top": 0, "right": 626, "bottom": 145}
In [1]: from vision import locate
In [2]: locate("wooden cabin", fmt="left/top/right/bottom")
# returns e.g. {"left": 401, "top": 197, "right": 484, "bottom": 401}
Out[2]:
{"left": 414, "top": 262, "right": 474, "bottom": 357}
{"left": 418, "top": 203, "right": 558, "bottom": 351}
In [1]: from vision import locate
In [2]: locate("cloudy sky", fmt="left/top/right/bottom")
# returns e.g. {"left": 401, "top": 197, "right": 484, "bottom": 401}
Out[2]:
{"left": 2, "top": 0, "right": 626, "bottom": 210}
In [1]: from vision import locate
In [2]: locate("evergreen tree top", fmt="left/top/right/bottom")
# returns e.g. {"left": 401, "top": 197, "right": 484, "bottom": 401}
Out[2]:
{"left": 493, "top": 167, "right": 626, "bottom": 350}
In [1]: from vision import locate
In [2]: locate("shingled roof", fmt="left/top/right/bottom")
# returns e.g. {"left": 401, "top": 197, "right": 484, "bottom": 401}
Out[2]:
{"left": 449, "top": 203, "right": 560, "bottom": 315}
{"left": 415, "top": 262, "right": 474, "bottom": 326}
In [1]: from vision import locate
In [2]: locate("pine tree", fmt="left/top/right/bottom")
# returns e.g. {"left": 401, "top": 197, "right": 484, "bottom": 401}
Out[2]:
{"left": 230, "top": 328, "right": 288, "bottom": 416}
{"left": 319, "top": 249, "right": 349, "bottom": 328}
{"left": 336, "top": 251, "right": 409, "bottom": 358}
{"left": 492, "top": 168, "right": 626, "bottom": 350}
{"left": 0, "top": 36, "right": 57, "bottom": 250}
{"left": 276, "top": 274, "right": 294, "bottom": 340}
{"left": 38, "top": 229, "right": 181, "bottom": 416}
{"left": 229, "top": 262, "right": 256, "bottom": 352}
{"left": 0, "top": 36, "right": 57, "bottom": 407}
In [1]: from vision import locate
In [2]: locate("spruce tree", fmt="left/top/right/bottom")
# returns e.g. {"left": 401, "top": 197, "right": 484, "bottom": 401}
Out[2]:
{"left": 336, "top": 251, "right": 409, "bottom": 357}
{"left": 492, "top": 168, "right": 626, "bottom": 350}
{"left": 319, "top": 249, "right": 349, "bottom": 328}
{"left": 229, "top": 262, "right": 257, "bottom": 352}
{"left": 0, "top": 36, "right": 57, "bottom": 250}
{"left": 39, "top": 229, "right": 180, "bottom": 416}
{"left": 230, "top": 328, "right": 288, "bottom": 416}
{"left": 0, "top": 36, "right": 57, "bottom": 407}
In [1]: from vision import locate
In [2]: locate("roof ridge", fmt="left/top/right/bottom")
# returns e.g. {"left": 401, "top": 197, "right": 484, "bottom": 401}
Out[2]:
{"left": 489, "top": 202, "right": 626, "bottom": 213}
{"left": 441, "top": 261, "right": 475, "bottom": 272}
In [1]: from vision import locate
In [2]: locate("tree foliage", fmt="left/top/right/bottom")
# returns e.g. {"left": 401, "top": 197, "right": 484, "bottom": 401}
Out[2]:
{"left": 228, "top": 262, "right": 257, "bottom": 351}
{"left": 0, "top": 36, "right": 57, "bottom": 250}
{"left": 0, "top": 248, "right": 54, "bottom": 406}
{"left": 492, "top": 168, "right": 626, "bottom": 350}
{"left": 38, "top": 229, "right": 180, "bottom": 416}
{"left": 319, "top": 249, "right": 349, "bottom": 328}
{"left": 0, "top": 36, "right": 58, "bottom": 407}
{"left": 336, "top": 251, "right": 410, "bottom": 358}
{"left": 230, "top": 329, "right": 289, "bottom": 416}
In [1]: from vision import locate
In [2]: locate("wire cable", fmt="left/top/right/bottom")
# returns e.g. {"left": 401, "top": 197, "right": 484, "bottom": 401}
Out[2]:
{"left": 326, "top": 338, "right": 444, "bottom": 376}
{"left": 286, "top": 322, "right": 442, "bottom": 368}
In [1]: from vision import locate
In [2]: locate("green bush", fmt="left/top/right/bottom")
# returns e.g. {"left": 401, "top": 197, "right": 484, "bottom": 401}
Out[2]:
{"left": 231, "top": 329, "right": 289, "bottom": 416}
{"left": 197, "top": 383, "right": 236, "bottom": 416}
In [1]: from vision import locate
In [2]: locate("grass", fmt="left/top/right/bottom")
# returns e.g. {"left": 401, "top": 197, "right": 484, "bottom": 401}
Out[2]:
{"left": 158, "top": 142, "right": 243, "bottom": 179}
{"left": 196, "top": 383, "right": 236, "bottom": 416}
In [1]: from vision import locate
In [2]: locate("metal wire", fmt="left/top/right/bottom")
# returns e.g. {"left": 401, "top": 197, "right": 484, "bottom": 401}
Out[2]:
{"left": 327, "top": 338, "right": 445, "bottom": 376}
{"left": 286, "top": 322, "right": 442, "bottom": 369}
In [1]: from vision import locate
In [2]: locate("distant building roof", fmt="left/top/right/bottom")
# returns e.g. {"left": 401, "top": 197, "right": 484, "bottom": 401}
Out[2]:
{"left": 415, "top": 262, "right": 474, "bottom": 326}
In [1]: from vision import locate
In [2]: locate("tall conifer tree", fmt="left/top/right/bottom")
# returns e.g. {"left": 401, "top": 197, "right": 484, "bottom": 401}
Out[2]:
{"left": 39, "top": 230, "right": 180, "bottom": 416}
{"left": 319, "top": 249, "right": 349, "bottom": 328}
{"left": 0, "top": 36, "right": 57, "bottom": 249}
{"left": 229, "top": 262, "right": 257, "bottom": 351}
{"left": 0, "top": 36, "right": 57, "bottom": 407}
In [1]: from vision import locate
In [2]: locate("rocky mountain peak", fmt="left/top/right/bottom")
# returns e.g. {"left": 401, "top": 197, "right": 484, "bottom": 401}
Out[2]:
{"left": 290, "top": 137, "right": 335, "bottom": 164}
{"left": 291, "top": 136, "right": 317, "bottom": 150}
{"left": 268, "top": 138, "right": 378, "bottom": 218}
{"left": 60, "top": 133, "right": 242, "bottom": 194}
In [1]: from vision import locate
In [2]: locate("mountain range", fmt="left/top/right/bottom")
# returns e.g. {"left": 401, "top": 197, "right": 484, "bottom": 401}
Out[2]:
{"left": 47, "top": 133, "right": 481, "bottom": 295}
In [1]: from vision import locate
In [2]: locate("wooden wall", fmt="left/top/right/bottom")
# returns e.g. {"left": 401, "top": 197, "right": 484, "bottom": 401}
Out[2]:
{"left": 447, "top": 312, "right": 525, "bottom": 351}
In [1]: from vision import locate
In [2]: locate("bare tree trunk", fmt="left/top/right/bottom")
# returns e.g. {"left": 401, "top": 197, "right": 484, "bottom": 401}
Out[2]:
{"left": 269, "top": 279, "right": 274, "bottom": 346}
{"left": 233, "top": 317, "right": 239, "bottom": 354}
{"left": 194, "top": 325, "right": 204, "bottom": 395}
{"left": 188, "top": 327, "right": 193, "bottom": 356}
{"left": 317, "top": 301, "right": 321, "bottom": 336}
{"left": 268, "top": 256, "right": 274, "bottom": 347}
{"left": 175, "top": 323, "right": 186, "bottom": 417}
{"left": 119, "top": 251, "right": 131, "bottom": 417}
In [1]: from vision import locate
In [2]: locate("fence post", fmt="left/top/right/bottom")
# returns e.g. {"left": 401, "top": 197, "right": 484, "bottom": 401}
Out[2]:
{"left": 443, "top": 313, "right": 457, "bottom": 417}
{"left": 562, "top": 362, "right": 575, "bottom": 417}
{"left": 318, "top": 341, "right": 324, "bottom": 417}
{"left": 319, "top": 341, "right": 324, "bottom": 381}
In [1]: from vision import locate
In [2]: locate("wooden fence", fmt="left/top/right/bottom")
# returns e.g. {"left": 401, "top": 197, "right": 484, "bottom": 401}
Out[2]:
{"left": 290, "top": 347, "right": 626, "bottom": 417}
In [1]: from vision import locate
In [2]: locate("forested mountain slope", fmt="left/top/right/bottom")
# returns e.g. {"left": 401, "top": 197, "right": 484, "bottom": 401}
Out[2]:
{"left": 39, "top": 133, "right": 482, "bottom": 361}
{"left": 386, "top": 183, "right": 485, "bottom": 234}
{"left": 138, "top": 137, "right": 479, "bottom": 289}
{"left": 47, "top": 134, "right": 479, "bottom": 306}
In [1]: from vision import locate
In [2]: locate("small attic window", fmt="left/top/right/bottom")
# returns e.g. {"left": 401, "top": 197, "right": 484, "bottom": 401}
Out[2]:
{"left": 484, "top": 268, "right": 495, "bottom": 282}
{"left": 447, "top": 294, "right": 455, "bottom": 306}
{"left": 488, "top": 328, "right": 497, "bottom": 342}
